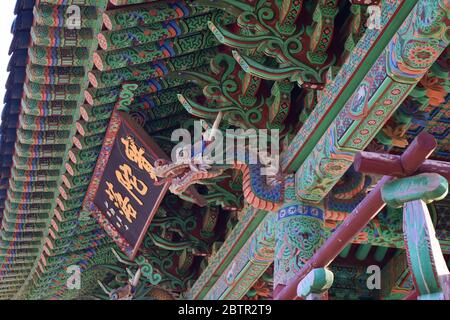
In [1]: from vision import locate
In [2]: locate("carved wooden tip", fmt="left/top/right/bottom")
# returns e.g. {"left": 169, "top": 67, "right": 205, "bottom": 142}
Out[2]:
{"left": 76, "top": 121, "right": 86, "bottom": 137}
{"left": 62, "top": 175, "right": 71, "bottom": 189}
{"left": 88, "top": 71, "right": 98, "bottom": 88}
{"left": 401, "top": 131, "right": 438, "bottom": 175}
{"left": 93, "top": 51, "right": 104, "bottom": 71}
{"left": 51, "top": 219, "right": 58, "bottom": 233}
{"left": 415, "top": 131, "right": 438, "bottom": 152}
{"left": 49, "top": 228, "right": 56, "bottom": 241}
{"left": 73, "top": 135, "right": 83, "bottom": 150}
{"left": 58, "top": 185, "right": 68, "bottom": 200}
{"left": 97, "top": 33, "right": 108, "bottom": 51}
{"left": 84, "top": 90, "right": 94, "bottom": 106}
{"left": 65, "top": 162, "right": 74, "bottom": 177}
{"left": 68, "top": 149, "right": 77, "bottom": 164}
{"left": 56, "top": 197, "right": 65, "bottom": 211}
{"left": 102, "top": 12, "right": 113, "bottom": 31}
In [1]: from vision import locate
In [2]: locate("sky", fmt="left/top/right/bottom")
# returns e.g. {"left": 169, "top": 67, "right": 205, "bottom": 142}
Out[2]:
{"left": 0, "top": 1, "right": 17, "bottom": 126}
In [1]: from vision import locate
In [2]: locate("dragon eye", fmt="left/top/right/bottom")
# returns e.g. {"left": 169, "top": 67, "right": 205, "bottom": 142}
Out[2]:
{"left": 154, "top": 159, "right": 167, "bottom": 166}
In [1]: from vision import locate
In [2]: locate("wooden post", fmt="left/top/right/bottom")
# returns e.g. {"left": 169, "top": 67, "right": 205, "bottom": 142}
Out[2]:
{"left": 381, "top": 174, "right": 449, "bottom": 300}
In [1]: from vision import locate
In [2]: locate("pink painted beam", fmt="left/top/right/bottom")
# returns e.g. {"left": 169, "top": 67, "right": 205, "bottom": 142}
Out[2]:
{"left": 275, "top": 132, "right": 437, "bottom": 300}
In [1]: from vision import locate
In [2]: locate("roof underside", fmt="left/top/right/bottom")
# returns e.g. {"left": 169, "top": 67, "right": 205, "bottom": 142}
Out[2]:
{"left": 0, "top": 0, "right": 448, "bottom": 300}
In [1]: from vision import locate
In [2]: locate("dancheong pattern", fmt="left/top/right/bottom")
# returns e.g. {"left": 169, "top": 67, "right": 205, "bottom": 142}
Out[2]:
{"left": 0, "top": 0, "right": 449, "bottom": 301}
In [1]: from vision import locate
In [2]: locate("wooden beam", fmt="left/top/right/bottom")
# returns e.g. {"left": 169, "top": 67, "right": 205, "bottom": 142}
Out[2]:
{"left": 281, "top": 0, "right": 419, "bottom": 172}
{"left": 355, "top": 151, "right": 450, "bottom": 181}
{"left": 291, "top": 0, "right": 448, "bottom": 203}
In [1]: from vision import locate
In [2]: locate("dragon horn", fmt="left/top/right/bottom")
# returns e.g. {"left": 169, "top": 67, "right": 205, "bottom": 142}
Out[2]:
{"left": 205, "top": 111, "right": 223, "bottom": 142}
{"left": 131, "top": 268, "right": 142, "bottom": 287}
{"left": 126, "top": 268, "right": 134, "bottom": 279}
{"left": 97, "top": 280, "right": 110, "bottom": 295}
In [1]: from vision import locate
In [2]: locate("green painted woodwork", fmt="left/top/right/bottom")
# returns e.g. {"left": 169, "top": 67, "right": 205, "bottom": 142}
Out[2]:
{"left": 17, "top": 129, "right": 71, "bottom": 145}
{"left": 339, "top": 244, "right": 352, "bottom": 258}
{"left": 203, "top": 0, "right": 338, "bottom": 88}
{"left": 186, "top": 207, "right": 269, "bottom": 299}
{"left": 83, "top": 73, "right": 203, "bottom": 106}
{"left": 34, "top": 3, "right": 99, "bottom": 29}
{"left": 66, "top": 161, "right": 96, "bottom": 174}
{"left": 39, "top": 0, "right": 107, "bottom": 5}
{"left": 177, "top": 52, "right": 286, "bottom": 130}
{"left": 22, "top": 98, "right": 77, "bottom": 117}
{"left": 274, "top": 175, "right": 325, "bottom": 288}
{"left": 297, "top": 268, "right": 334, "bottom": 299}
{"left": 61, "top": 172, "right": 93, "bottom": 189}
{"left": 10, "top": 0, "right": 233, "bottom": 298}
{"left": 110, "top": 0, "right": 155, "bottom": 4}
{"left": 13, "top": 155, "right": 63, "bottom": 169}
{"left": 29, "top": 46, "right": 89, "bottom": 67}
{"left": 72, "top": 133, "right": 105, "bottom": 150}
{"left": 404, "top": 200, "right": 449, "bottom": 299}
{"left": 148, "top": 103, "right": 186, "bottom": 120}
{"left": 2, "top": 0, "right": 448, "bottom": 301}
{"left": 31, "top": 26, "right": 94, "bottom": 48}
{"left": 355, "top": 244, "right": 372, "bottom": 261}
{"left": 281, "top": 0, "right": 419, "bottom": 172}
{"left": 58, "top": 184, "right": 88, "bottom": 201}
{"left": 382, "top": 173, "right": 448, "bottom": 208}
{"left": 294, "top": 0, "right": 449, "bottom": 202}
{"left": 15, "top": 143, "right": 66, "bottom": 158}
{"left": 20, "top": 114, "right": 74, "bottom": 131}
{"left": 95, "top": 31, "right": 219, "bottom": 72}
{"left": 76, "top": 119, "right": 110, "bottom": 137}
{"left": 68, "top": 146, "right": 102, "bottom": 164}
{"left": 9, "top": 181, "right": 57, "bottom": 193}
{"left": 102, "top": 2, "right": 210, "bottom": 31}
{"left": 27, "top": 65, "right": 85, "bottom": 85}
{"left": 90, "top": 47, "right": 218, "bottom": 89}
{"left": 374, "top": 246, "right": 389, "bottom": 262}
{"left": 24, "top": 82, "right": 81, "bottom": 101}
{"left": 80, "top": 103, "right": 115, "bottom": 122}
{"left": 98, "top": 10, "right": 234, "bottom": 51}
{"left": 204, "top": 212, "right": 276, "bottom": 300}
{"left": 145, "top": 114, "right": 187, "bottom": 134}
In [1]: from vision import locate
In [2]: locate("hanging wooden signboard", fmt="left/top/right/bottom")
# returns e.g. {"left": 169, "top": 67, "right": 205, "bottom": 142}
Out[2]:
{"left": 82, "top": 83, "right": 169, "bottom": 259}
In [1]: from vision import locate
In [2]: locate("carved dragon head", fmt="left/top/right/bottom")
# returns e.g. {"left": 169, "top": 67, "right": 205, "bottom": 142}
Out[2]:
{"left": 154, "top": 158, "right": 225, "bottom": 195}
